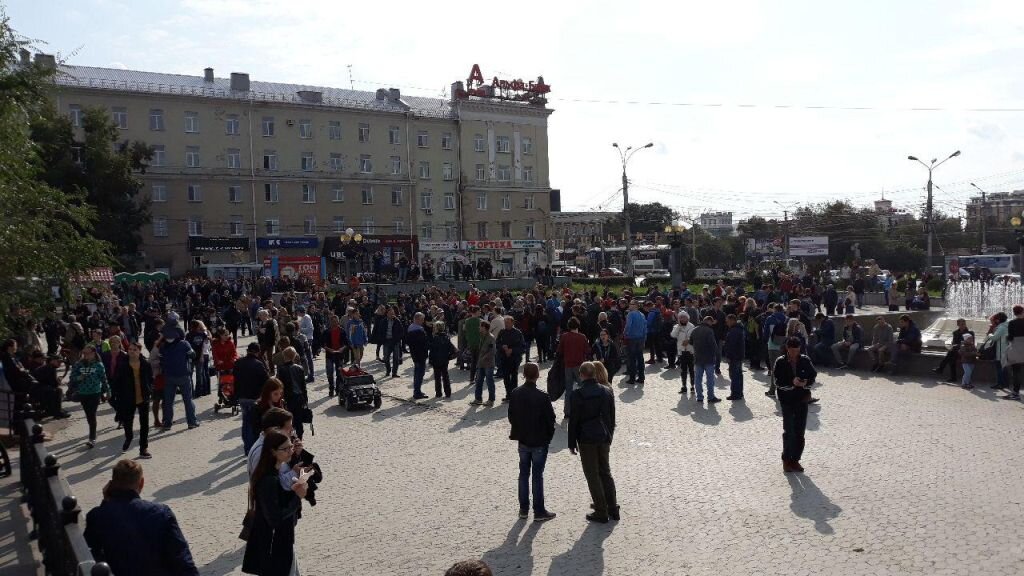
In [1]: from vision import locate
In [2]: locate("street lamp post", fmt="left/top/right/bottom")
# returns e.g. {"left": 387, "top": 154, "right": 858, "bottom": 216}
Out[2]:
{"left": 613, "top": 142, "right": 653, "bottom": 277}
{"left": 340, "top": 227, "right": 364, "bottom": 279}
{"left": 664, "top": 223, "right": 686, "bottom": 287}
{"left": 908, "top": 150, "right": 961, "bottom": 269}
{"left": 970, "top": 182, "right": 988, "bottom": 252}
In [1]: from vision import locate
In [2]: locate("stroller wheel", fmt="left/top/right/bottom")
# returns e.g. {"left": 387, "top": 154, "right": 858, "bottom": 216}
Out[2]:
{"left": 213, "top": 404, "right": 220, "bottom": 413}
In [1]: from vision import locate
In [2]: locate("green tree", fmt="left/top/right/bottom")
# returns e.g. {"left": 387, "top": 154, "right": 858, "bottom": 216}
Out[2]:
{"left": 605, "top": 202, "right": 680, "bottom": 236}
{"left": 0, "top": 14, "right": 110, "bottom": 329}
{"left": 31, "top": 106, "right": 153, "bottom": 267}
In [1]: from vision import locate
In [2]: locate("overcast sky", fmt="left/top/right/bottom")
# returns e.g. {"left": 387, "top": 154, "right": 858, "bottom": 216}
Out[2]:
{"left": 10, "top": 0, "right": 1024, "bottom": 221}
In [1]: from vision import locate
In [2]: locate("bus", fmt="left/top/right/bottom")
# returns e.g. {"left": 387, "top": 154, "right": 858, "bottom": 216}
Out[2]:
{"left": 946, "top": 254, "right": 1015, "bottom": 278}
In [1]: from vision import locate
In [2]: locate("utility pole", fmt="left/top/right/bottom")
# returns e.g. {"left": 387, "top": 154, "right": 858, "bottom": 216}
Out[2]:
{"left": 909, "top": 151, "right": 960, "bottom": 268}
{"left": 613, "top": 142, "right": 653, "bottom": 277}
{"left": 971, "top": 182, "right": 988, "bottom": 251}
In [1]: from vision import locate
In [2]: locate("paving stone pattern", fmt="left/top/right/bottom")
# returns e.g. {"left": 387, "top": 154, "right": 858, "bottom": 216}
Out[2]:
{"left": 31, "top": 335, "right": 1024, "bottom": 575}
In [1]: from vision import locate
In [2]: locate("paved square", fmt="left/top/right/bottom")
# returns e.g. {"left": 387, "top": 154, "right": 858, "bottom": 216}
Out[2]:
{"left": 26, "top": 338, "right": 1024, "bottom": 575}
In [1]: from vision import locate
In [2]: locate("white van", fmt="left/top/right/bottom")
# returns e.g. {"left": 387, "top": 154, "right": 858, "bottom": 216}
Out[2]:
{"left": 632, "top": 260, "right": 659, "bottom": 275}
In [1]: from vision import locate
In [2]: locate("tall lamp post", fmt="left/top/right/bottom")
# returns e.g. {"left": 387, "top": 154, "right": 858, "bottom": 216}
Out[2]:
{"left": 664, "top": 223, "right": 686, "bottom": 287}
{"left": 970, "top": 182, "right": 988, "bottom": 252}
{"left": 908, "top": 150, "right": 960, "bottom": 269}
{"left": 613, "top": 141, "right": 653, "bottom": 276}
{"left": 340, "top": 227, "right": 364, "bottom": 279}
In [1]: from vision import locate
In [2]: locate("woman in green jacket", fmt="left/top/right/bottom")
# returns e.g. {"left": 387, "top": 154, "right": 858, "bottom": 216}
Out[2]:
{"left": 70, "top": 344, "right": 109, "bottom": 448}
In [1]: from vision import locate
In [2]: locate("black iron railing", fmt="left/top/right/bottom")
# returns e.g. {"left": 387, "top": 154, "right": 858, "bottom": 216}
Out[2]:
{"left": 18, "top": 407, "right": 112, "bottom": 576}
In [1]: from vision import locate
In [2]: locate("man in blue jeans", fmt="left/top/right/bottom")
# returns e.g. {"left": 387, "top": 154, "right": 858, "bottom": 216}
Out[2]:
{"left": 160, "top": 326, "right": 198, "bottom": 430}
{"left": 507, "top": 363, "right": 556, "bottom": 522}
{"left": 722, "top": 314, "right": 746, "bottom": 400}
{"left": 623, "top": 301, "right": 648, "bottom": 385}
{"left": 690, "top": 316, "right": 722, "bottom": 403}
{"left": 406, "top": 312, "right": 430, "bottom": 400}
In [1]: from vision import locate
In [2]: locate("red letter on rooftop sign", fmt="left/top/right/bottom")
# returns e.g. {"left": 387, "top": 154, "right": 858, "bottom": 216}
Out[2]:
{"left": 468, "top": 64, "right": 484, "bottom": 86}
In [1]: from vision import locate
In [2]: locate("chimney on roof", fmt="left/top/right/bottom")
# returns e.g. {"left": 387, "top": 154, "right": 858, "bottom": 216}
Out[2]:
{"left": 19, "top": 49, "right": 30, "bottom": 65}
{"left": 230, "top": 72, "right": 250, "bottom": 92}
{"left": 388, "top": 88, "right": 401, "bottom": 101}
{"left": 34, "top": 53, "right": 56, "bottom": 69}
{"left": 204, "top": 67, "right": 214, "bottom": 82}
{"left": 376, "top": 88, "right": 388, "bottom": 101}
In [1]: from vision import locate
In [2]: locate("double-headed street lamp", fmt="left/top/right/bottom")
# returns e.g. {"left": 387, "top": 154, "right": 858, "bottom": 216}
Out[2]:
{"left": 907, "top": 150, "right": 960, "bottom": 268}
{"left": 613, "top": 141, "right": 653, "bottom": 276}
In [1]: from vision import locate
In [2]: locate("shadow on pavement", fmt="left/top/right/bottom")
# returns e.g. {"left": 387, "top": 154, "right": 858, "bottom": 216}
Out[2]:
{"left": 546, "top": 520, "right": 613, "bottom": 576}
{"left": 199, "top": 544, "right": 244, "bottom": 576}
{"left": 0, "top": 478, "right": 41, "bottom": 575}
{"left": 786, "top": 473, "right": 841, "bottom": 534}
{"left": 691, "top": 403, "right": 721, "bottom": 426}
{"left": 481, "top": 519, "right": 544, "bottom": 576}
{"left": 150, "top": 457, "right": 243, "bottom": 502}
{"left": 728, "top": 400, "right": 754, "bottom": 422}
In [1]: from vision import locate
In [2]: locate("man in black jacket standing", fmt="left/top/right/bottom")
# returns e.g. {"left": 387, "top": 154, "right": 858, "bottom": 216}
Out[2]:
{"left": 568, "top": 362, "right": 618, "bottom": 523}
{"left": 406, "top": 312, "right": 430, "bottom": 400}
{"left": 233, "top": 342, "right": 269, "bottom": 456}
{"left": 508, "top": 362, "right": 556, "bottom": 522}
{"left": 773, "top": 337, "right": 818, "bottom": 473}
{"left": 496, "top": 315, "right": 526, "bottom": 402}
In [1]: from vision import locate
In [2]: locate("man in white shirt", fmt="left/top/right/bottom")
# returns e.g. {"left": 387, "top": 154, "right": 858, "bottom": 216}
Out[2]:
{"left": 671, "top": 312, "right": 697, "bottom": 395}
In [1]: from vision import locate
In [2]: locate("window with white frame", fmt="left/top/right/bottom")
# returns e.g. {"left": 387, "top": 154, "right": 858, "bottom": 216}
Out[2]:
{"left": 151, "top": 145, "right": 166, "bottom": 166}
{"left": 523, "top": 166, "right": 534, "bottom": 183}
{"left": 475, "top": 164, "right": 485, "bottom": 181}
{"left": 445, "top": 223, "right": 456, "bottom": 240}
{"left": 265, "top": 218, "right": 280, "bottom": 236}
{"left": 522, "top": 137, "right": 533, "bottom": 155}
{"left": 263, "top": 151, "right": 278, "bottom": 171}
{"left": 225, "top": 114, "right": 239, "bottom": 135}
{"left": 359, "top": 154, "right": 372, "bottom": 173}
{"left": 184, "top": 111, "right": 199, "bottom": 133}
{"left": 393, "top": 218, "right": 405, "bottom": 234}
{"left": 417, "top": 130, "right": 429, "bottom": 147}
{"left": 299, "top": 119, "right": 312, "bottom": 139}
{"left": 388, "top": 126, "right": 401, "bottom": 144}
{"left": 444, "top": 191, "right": 455, "bottom": 210}
{"left": 333, "top": 216, "right": 345, "bottom": 233}
{"left": 188, "top": 217, "right": 204, "bottom": 236}
{"left": 264, "top": 183, "right": 279, "bottom": 203}
{"left": 524, "top": 194, "right": 535, "bottom": 210}
{"left": 391, "top": 186, "right": 403, "bottom": 206}
{"left": 230, "top": 215, "right": 244, "bottom": 236}
{"left": 303, "top": 215, "right": 316, "bottom": 235}
{"left": 185, "top": 146, "right": 200, "bottom": 168}
{"left": 228, "top": 185, "right": 242, "bottom": 203}
{"left": 153, "top": 217, "right": 168, "bottom": 237}
{"left": 390, "top": 155, "right": 401, "bottom": 175}
{"left": 328, "top": 120, "right": 341, "bottom": 140}
{"left": 496, "top": 136, "right": 511, "bottom": 153}
{"left": 420, "top": 190, "right": 432, "bottom": 210}
{"left": 358, "top": 123, "right": 370, "bottom": 143}
{"left": 112, "top": 107, "right": 127, "bottom": 129}
{"left": 262, "top": 117, "right": 274, "bottom": 137}
{"left": 151, "top": 183, "right": 167, "bottom": 203}
{"left": 526, "top": 222, "right": 536, "bottom": 239}
{"left": 363, "top": 217, "right": 374, "bottom": 235}
{"left": 477, "top": 192, "right": 487, "bottom": 210}
{"left": 301, "top": 183, "right": 315, "bottom": 203}
{"left": 441, "top": 132, "right": 452, "bottom": 150}
{"left": 418, "top": 161, "right": 430, "bottom": 179}
{"left": 442, "top": 163, "right": 453, "bottom": 181}
{"left": 474, "top": 133, "right": 485, "bottom": 152}
{"left": 149, "top": 109, "right": 164, "bottom": 131}
{"left": 227, "top": 148, "right": 241, "bottom": 169}
{"left": 301, "top": 153, "right": 314, "bottom": 171}
{"left": 421, "top": 222, "right": 432, "bottom": 239}
{"left": 361, "top": 185, "right": 373, "bottom": 205}
{"left": 329, "top": 153, "right": 342, "bottom": 171}
{"left": 497, "top": 165, "right": 511, "bottom": 182}
{"left": 69, "top": 105, "right": 82, "bottom": 127}
{"left": 501, "top": 221, "right": 511, "bottom": 238}
{"left": 187, "top": 183, "right": 202, "bottom": 202}
{"left": 332, "top": 185, "right": 344, "bottom": 202}
{"left": 477, "top": 222, "right": 488, "bottom": 238}
{"left": 501, "top": 193, "right": 511, "bottom": 210}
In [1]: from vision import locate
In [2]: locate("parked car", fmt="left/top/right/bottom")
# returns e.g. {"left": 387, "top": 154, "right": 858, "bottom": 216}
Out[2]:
{"left": 562, "top": 266, "right": 585, "bottom": 276}
{"left": 645, "top": 269, "right": 671, "bottom": 280}
{"left": 599, "top": 267, "right": 624, "bottom": 277}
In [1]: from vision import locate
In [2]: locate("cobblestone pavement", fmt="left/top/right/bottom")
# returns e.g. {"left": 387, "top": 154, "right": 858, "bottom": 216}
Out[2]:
{"left": 24, "top": 335, "right": 1024, "bottom": 575}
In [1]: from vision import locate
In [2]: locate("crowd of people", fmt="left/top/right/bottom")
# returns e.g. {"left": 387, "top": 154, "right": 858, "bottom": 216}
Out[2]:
{"left": 5, "top": 265, "right": 1024, "bottom": 574}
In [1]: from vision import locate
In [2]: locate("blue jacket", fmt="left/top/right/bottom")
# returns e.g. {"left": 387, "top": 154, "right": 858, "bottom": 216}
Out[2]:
{"left": 624, "top": 310, "right": 648, "bottom": 340}
{"left": 645, "top": 310, "right": 661, "bottom": 335}
{"left": 160, "top": 339, "right": 193, "bottom": 378}
{"left": 84, "top": 489, "right": 198, "bottom": 576}
{"left": 723, "top": 324, "right": 746, "bottom": 362}
{"left": 761, "top": 311, "right": 787, "bottom": 343}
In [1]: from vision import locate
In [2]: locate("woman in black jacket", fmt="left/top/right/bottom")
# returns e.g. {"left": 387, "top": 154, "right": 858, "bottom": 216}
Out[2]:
{"left": 427, "top": 322, "right": 457, "bottom": 398}
{"left": 112, "top": 340, "right": 153, "bottom": 458}
{"left": 591, "top": 329, "right": 621, "bottom": 378}
{"left": 243, "top": 430, "right": 304, "bottom": 576}
{"left": 277, "top": 347, "right": 308, "bottom": 439}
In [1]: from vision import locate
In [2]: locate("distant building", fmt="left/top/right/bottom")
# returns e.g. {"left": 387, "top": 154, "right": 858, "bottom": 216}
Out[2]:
{"left": 874, "top": 197, "right": 912, "bottom": 228}
{"left": 699, "top": 211, "right": 733, "bottom": 238}
{"left": 550, "top": 211, "right": 617, "bottom": 251}
{"left": 966, "top": 190, "right": 1024, "bottom": 232}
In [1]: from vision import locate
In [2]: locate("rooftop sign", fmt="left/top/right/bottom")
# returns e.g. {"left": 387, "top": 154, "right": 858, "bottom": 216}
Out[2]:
{"left": 454, "top": 64, "right": 550, "bottom": 103}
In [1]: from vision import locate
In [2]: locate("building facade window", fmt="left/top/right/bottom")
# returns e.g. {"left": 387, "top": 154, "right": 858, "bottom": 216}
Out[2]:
{"left": 149, "top": 109, "right": 164, "bottom": 131}
{"left": 444, "top": 191, "right": 455, "bottom": 210}
{"left": 363, "top": 217, "right": 374, "bottom": 235}
{"left": 393, "top": 218, "right": 405, "bottom": 234}
{"left": 501, "top": 193, "right": 511, "bottom": 210}
{"left": 525, "top": 194, "right": 535, "bottom": 210}
{"left": 298, "top": 119, "right": 312, "bottom": 139}
{"left": 497, "top": 165, "right": 511, "bottom": 182}
{"left": 153, "top": 217, "right": 168, "bottom": 237}
{"left": 418, "top": 161, "right": 430, "bottom": 179}
{"left": 477, "top": 192, "right": 487, "bottom": 210}
{"left": 501, "top": 221, "right": 511, "bottom": 238}
{"left": 358, "top": 123, "right": 370, "bottom": 143}
{"left": 230, "top": 215, "right": 244, "bottom": 236}
{"left": 301, "top": 153, "right": 314, "bottom": 171}
{"left": 303, "top": 216, "right": 316, "bottom": 235}
{"left": 359, "top": 155, "right": 372, "bottom": 173}
{"left": 151, "top": 183, "right": 167, "bottom": 203}
{"left": 420, "top": 190, "right": 432, "bottom": 210}
{"left": 264, "top": 183, "right": 279, "bottom": 203}
{"left": 185, "top": 146, "right": 200, "bottom": 168}
{"left": 227, "top": 148, "right": 241, "bottom": 169}
{"left": 228, "top": 185, "right": 242, "bottom": 203}
{"left": 183, "top": 111, "right": 198, "bottom": 133}
{"left": 474, "top": 133, "right": 485, "bottom": 152}
{"left": 301, "top": 183, "right": 316, "bottom": 203}
{"left": 390, "top": 155, "right": 401, "bottom": 175}
{"left": 421, "top": 223, "right": 432, "bottom": 239}
{"left": 263, "top": 151, "right": 278, "bottom": 171}
{"left": 265, "top": 218, "right": 280, "bottom": 236}
{"left": 332, "top": 185, "right": 344, "bottom": 202}
{"left": 477, "top": 222, "right": 487, "bottom": 239}
{"left": 526, "top": 222, "right": 535, "bottom": 239}
{"left": 328, "top": 120, "right": 341, "bottom": 140}
{"left": 391, "top": 186, "right": 403, "bottom": 206}
{"left": 329, "top": 153, "right": 342, "bottom": 171}
{"left": 417, "top": 130, "right": 429, "bottom": 147}
{"left": 442, "top": 163, "right": 453, "bottom": 181}
{"left": 112, "top": 107, "right": 127, "bottom": 129}
{"left": 522, "top": 137, "right": 533, "bottom": 154}
{"left": 388, "top": 126, "right": 401, "bottom": 144}
{"left": 441, "top": 132, "right": 453, "bottom": 150}
{"left": 333, "top": 216, "right": 345, "bottom": 233}
{"left": 523, "top": 166, "right": 534, "bottom": 183}
{"left": 262, "top": 117, "right": 275, "bottom": 137}
{"left": 475, "top": 164, "right": 485, "bottom": 181}
{"left": 187, "top": 184, "right": 202, "bottom": 202}
{"left": 225, "top": 114, "right": 239, "bottom": 135}
{"left": 496, "top": 136, "right": 511, "bottom": 153}
{"left": 188, "top": 217, "right": 203, "bottom": 236}
{"left": 445, "top": 223, "right": 456, "bottom": 240}
{"left": 361, "top": 185, "right": 373, "bottom": 205}
{"left": 151, "top": 145, "right": 166, "bottom": 166}
{"left": 69, "top": 105, "right": 82, "bottom": 127}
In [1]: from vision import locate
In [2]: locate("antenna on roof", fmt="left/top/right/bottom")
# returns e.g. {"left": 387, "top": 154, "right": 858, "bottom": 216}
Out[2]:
{"left": 347, "top": 64, "right": 353, "bottom": 90}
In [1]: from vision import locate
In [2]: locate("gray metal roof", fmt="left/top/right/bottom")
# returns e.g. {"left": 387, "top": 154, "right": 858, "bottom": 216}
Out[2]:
{"left": 54, "top": 65, "right": 455, "bottom": 119}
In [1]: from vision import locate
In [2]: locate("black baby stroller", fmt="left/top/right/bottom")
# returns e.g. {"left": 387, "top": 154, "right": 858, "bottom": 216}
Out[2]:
{"left": 337, "top": 366, "right": 382, "bottom": 411}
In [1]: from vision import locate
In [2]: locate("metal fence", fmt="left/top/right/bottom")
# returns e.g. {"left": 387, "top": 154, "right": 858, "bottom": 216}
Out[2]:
{"left": 17, "top": 409, "right": 111, "bottom": 576}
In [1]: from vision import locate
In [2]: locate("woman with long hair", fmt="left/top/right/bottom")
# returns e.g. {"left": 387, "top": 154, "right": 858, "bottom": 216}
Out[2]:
{"left": 983, "top": 311, "right": 1010, "bottom": 391}
{"left": 70, "top": 344, "right": 109, "bottom": 449}
{"left": 252, "top": 378, "right": 286, "bottom": 438}
{"left": 112, "top": 340, "right": 153, "bottom": 458}
{"left": 242, "top": 429, "right": 305, "bottom": 576}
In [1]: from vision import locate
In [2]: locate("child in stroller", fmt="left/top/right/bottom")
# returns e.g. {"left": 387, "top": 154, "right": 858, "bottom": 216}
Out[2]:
{"left": 211, "top": 328, "right": 239, "bottom": 415}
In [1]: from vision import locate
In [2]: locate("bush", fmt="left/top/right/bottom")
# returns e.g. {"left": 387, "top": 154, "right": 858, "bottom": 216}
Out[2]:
{"left": 571, "top": 277, "right": 637, "bottom": 288}
{"left": 925, "top": 277, "right": 944, "bottom": 292}
{"left": 895, "top": 279, "right": 907, "bottom": 293}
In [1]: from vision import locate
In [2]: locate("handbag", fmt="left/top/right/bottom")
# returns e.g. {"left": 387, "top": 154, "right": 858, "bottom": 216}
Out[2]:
{"left": 238, "top": 509, "right": 254, "bottom": 541}
{"left": 546, "top": 356, "right": 566, "bottom": 401}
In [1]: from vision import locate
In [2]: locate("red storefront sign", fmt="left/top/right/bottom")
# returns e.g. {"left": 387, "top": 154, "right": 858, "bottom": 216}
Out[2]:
{"left": 263, "top": 256, "right": 321, "bottom": 279}
{"left": 455, "top": 64, "right": 551, "bottom": 103}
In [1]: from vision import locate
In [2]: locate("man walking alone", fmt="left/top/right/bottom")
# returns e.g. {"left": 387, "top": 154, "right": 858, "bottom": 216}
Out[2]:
{"left": 507, "top": 363, "right": 557, "bottom": 522}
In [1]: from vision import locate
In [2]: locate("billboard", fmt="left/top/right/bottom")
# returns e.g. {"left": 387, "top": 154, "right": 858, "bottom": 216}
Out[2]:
{"left": 263, "top": 256, "right": 323, "bottom": 279}
{"left": 789, "top": 236, "right": 829, "bottom": 256}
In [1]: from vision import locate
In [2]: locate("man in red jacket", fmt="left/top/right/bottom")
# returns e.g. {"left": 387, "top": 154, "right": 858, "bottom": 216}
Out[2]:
{"left": 557, "top": 317, "right": 589, "bottom": 418}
